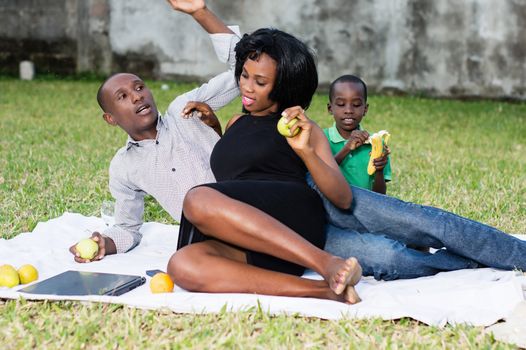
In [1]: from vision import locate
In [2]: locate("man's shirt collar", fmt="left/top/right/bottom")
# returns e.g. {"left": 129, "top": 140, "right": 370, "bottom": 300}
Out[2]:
{"left": 126, "top": 113, "right": 166, "bottom": 150}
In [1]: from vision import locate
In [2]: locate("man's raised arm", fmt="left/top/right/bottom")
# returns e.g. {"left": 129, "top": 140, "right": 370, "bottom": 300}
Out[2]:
{"left": 166, "top": 0, "right": 234, "bottom": 34}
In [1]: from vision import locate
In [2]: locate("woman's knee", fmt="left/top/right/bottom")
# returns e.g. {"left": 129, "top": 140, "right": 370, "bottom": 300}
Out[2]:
{"left": 182, "top": 187, "right": 217, "bottom": 224}
{"left": 167, "top": 247, "right": 207, "bottom": 292}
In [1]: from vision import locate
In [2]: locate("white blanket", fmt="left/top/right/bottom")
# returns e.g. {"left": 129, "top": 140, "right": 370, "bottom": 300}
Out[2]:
{"left": 1, "top": 213, "right": 524, "bottom": 327}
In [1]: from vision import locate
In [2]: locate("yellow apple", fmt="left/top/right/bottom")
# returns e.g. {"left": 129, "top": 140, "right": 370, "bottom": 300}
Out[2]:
{"left": 76, "top": 238, "right": 99, "bottom": 260}
{"left": 0, "top": 264, "right": 20, "bottom": 288}
{"left": 277, "top": 116, "right": 300, "bottom": 137}
{"left": 18, "top": 264, "right": 38, "bottom": 284}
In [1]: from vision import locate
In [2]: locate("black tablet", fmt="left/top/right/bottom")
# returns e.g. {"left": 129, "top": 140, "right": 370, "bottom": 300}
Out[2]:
{"left": 18, "top": 270, "right": 146, "bottom": 296}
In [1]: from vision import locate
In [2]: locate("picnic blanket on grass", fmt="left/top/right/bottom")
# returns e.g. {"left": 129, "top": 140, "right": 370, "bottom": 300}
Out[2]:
{"left": 1, "top": 212, "right": 525, "bottom": 328}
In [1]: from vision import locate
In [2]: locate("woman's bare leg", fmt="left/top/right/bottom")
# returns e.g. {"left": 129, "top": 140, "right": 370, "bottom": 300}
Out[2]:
{"left": 182, "top": 187, "right": 362, "bottom": 296}
{"left": 168, "top": 240, "right": 356, "bottom": 303}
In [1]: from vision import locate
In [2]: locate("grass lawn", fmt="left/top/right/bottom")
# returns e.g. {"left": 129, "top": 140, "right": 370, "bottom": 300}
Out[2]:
{"left": 0, "top": 77, "right": 525, "bottom": 348}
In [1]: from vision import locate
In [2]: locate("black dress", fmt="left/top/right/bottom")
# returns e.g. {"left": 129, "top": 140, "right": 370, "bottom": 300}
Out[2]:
{"left": 176, "top": 113, "right": 326, "bottom": 276}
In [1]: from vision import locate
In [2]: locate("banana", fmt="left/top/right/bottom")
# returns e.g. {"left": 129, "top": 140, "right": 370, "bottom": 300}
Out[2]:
{"left": 367, "top": 130, "right": 390, "bottom": 175}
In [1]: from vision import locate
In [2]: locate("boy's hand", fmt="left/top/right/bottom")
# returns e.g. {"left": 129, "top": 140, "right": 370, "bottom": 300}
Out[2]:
{"left": 372, "top": 145, "right": 390, "bottom": 172}
{"left": 346, "top": 130, "right": 369, "bottom": 151}
{"left": 165, "top": 0, "right": 205, "bottom": 15}
{"left": 69, "top": 232, "right": 113, "bottom": 263}
{"left": 182, "top": 101, "right": 222, "bottom": 135}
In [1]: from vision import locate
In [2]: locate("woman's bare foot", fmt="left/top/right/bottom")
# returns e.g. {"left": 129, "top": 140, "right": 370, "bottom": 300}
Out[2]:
{"left": 343, "top": 259, "right": 362, "bottom": 304}
{"left": 326, "top": 284, "right": 362, "bottom": 304}
{"left": 326, "top": 257, "right": 362, "bottom": 295}
{"left": 343, "top": 286, "right": 361, "bottom": 304}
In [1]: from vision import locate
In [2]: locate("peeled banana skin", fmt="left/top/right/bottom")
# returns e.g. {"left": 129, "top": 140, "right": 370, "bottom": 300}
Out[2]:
{"left": 367, "top": 130, "right": 390, "bottom": 175}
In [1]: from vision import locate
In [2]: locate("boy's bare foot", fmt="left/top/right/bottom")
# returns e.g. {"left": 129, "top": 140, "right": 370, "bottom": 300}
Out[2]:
{"left": 327, "top": 257, "right": 362, "bottom": 295}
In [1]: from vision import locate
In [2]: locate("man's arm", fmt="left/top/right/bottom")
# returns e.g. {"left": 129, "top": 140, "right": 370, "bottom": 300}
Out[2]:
{"left": 166, "top": 0, "right": 233, "bottom": 34}
{"left": 185, "top": 29, "right": 239, "bottom": 110}
{"left": 69, "top": 163, "right": 146, "bottom": 262}
{"left": 101, "top": 172, "right": 146, "bottom": 253}
{"left": 166, "top": 1, "right": 240, "bottom": 117}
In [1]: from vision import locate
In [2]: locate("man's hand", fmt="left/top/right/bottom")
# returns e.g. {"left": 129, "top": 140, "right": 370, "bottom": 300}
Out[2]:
{"left": 345, "top": 130, "right": 369, "bottom": 151}
{"left": 69, "top": 232, "right": 116, "bottom": 263}
{"left": 182, "top": 101, "right": 222, "bottom": 135}
{"left": 165, "top": 0, "right": 205, "bottom": 15}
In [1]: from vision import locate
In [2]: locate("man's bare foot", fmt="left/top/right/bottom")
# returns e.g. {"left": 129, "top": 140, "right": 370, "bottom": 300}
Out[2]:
{"left": 327, "top": 257, "right": 362, "bottom": 295}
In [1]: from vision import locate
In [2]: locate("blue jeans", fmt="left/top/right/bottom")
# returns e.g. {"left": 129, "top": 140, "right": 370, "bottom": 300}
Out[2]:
{"left": 307, "top": 176, "right": 526, "bottom": 281}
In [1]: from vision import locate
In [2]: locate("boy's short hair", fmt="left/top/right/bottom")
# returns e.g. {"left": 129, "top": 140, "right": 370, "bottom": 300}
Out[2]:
{"left": 329, "top": 75, "right": 368, "bottom": 102}
{"left": 234, "top": 28, "right": 318, "bottom": 113}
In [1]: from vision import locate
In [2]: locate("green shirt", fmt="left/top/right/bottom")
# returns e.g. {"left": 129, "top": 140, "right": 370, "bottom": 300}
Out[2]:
{"left": 324, "top": 124, "right": 392, "bottom": 190}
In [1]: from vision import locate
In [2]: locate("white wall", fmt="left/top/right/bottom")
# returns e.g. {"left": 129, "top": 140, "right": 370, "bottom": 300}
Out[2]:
{"left": 1, "top": 0, "right": 524, "bottom": 99}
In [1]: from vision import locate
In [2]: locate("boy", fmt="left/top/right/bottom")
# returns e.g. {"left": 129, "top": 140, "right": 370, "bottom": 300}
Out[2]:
{"left": 70, "top": 0, "right": 240, "bottom": 262}
{"left": 324, "top": 75, "right": 391, "bottom": 194}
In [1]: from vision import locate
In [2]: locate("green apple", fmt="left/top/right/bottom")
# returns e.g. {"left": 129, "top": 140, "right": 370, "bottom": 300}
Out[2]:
{"left": 277, "top": 116, "right": 300, "bottom": 137}
{"left": 76, "top": 238, "right": 99, "bottom": 260}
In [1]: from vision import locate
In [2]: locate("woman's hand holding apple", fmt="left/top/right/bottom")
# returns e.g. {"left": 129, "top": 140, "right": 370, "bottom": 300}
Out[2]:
{"left": 279, "top": 106, "right": 315, "bottom": 155}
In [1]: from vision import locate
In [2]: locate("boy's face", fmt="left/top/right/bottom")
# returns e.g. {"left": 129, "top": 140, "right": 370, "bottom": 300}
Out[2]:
{"left": 100, "top": 73, "right": 159, "bottom": 141}
{"left": 328, "top": 81, "right": 368, "bottom": 134}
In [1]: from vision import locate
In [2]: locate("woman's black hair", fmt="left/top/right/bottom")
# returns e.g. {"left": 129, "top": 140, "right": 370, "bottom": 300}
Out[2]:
{"left": 234, "top": 28, "right": 318, "bottom": 113}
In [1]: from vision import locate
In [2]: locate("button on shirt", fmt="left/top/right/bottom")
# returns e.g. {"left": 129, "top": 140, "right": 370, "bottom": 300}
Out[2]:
{"left": 103, "top": 28, "right": 241, "bottom": 253}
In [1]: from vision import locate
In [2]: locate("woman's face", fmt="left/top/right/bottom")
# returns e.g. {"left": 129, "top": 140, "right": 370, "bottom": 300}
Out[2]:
{"left": 239, "top": 53, "right": 278, "bottom": 116}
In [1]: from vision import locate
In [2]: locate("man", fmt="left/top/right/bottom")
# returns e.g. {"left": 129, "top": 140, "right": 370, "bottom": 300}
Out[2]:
{"left": 70, "top": 0, "right": 240, "bottom": 261}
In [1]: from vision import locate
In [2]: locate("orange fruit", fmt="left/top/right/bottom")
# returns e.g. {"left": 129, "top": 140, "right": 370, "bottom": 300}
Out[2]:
{"left": 149, "top": 272, "right": 174, "bottom": 293}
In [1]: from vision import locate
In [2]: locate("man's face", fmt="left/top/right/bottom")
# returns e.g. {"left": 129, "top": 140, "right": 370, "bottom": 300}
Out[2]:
{"left": 328, "top": 81, "right": 368, "bottom": 135}
{"left": 101, "top": 73, "right": 159, "bottom": 140}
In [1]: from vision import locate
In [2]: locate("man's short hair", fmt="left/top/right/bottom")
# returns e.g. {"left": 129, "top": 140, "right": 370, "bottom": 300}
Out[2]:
{"left": 96, "top": 73, "right": 122, "bottom": 112}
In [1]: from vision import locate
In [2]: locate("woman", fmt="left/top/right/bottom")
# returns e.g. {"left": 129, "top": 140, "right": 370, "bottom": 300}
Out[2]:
{"left": 168, "top": 28, "right": 362, "bottom": 303}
